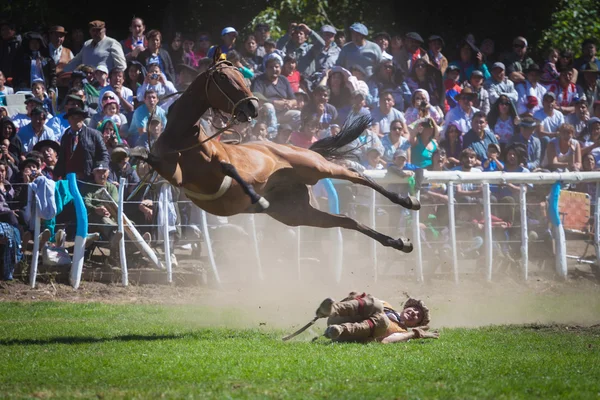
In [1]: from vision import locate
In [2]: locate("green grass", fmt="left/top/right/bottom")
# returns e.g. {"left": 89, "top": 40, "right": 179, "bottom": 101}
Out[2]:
{"left": 0, "top": 302, "right": 599, "bottom": 399}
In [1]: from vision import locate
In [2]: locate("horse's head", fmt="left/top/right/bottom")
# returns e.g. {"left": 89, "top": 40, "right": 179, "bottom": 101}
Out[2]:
{"left": 204, "top": 47, "right": 259, "bottom": 123}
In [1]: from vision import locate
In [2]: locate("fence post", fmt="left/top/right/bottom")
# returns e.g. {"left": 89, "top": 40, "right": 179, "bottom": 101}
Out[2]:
{"left": 160, "top": 183, "right": 172, "bottom": 284}
{"left": 296, "top": 226, "right": 302, "bottom": 280}
{"left": 67, "top": 173, "right": 87, "bottom": 289}
{"left": 248, "top": 214, "right": 264, "bottom": 281}
{"left": 200, "top": 210, "right": 221, "bottom": 286}
{"left": 371, "top": 189, "right": 378, "bottom": 281}
{"left": 595, "top": 183, "right": 600, "bottom": 267}
{"left": 412, "top": 189, "right": 424, "bottom": 283}
{"left": 548, "top": 182, "right": 567, "bottom": 279}
{"left": 519, "top": 184, "right": 529, "bottom": 281}
{"left": 29, "top": 200, "right": 40, "bottom": 288}
{"left": 482, "top": 183, "right": 493, "bottom": 282}
{"left": 447, "top": 183, "right": 459, "bottom": 284}
{"left": 323, "top": 178, "right": 343, "bottom": 284}
{"left": 117, "top": 177, "right": 128, "bottom": 286}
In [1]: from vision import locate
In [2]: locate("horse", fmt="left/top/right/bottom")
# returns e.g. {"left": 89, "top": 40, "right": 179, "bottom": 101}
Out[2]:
{"left": 131, "top": 49, "right": 420, "bottom": 253}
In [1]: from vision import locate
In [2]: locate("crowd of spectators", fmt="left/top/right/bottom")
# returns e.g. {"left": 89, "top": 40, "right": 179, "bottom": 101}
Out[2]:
{"left": 1, "top": 16, "right": 599, "bottom": 269}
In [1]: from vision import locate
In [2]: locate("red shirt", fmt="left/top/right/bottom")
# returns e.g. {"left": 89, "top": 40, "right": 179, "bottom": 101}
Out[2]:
{"left": 289, "top": 131, "right": 316, "bottom": 149}
{"left": 285, "top": 70, "right": 301, "bottom": 92}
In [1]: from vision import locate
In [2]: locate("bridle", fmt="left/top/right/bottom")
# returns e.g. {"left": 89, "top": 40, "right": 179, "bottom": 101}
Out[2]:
{"left": 150, "top": 60, "right": 258, "bottom": 154}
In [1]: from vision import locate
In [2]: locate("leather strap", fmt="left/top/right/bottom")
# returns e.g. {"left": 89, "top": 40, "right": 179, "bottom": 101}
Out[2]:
{"left": 183, "top": 175, "right": 233, "bottom": 201}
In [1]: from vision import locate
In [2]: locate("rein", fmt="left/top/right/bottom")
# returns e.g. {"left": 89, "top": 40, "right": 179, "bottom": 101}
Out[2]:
{"left": 151, "top": 60, "right": 257, "bottom": 155}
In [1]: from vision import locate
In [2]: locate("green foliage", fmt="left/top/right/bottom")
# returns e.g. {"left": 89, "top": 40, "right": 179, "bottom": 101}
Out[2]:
{"left": 1, "top": 302, "right": 600, "bottom": 399}
{"left": 537, "top": 0, "right": 600, "bottom": 57}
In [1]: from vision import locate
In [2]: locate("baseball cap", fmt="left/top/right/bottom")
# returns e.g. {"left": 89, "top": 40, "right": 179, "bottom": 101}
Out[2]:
{"left": 349, "top": 23, "right": 368, "bottom": 36}
{"left": 492, "top": 62, "right": 505, "bottom": 71}
{"left": 95, "top": 64, "right": 109, "bottom": 74}
{"left": 321, "top": 25, "right": 336, "bottom": 35}
{"left": 393, "top": 148, "right": 408, "bottom": 159}
{"left": 93, "top": 161, "right": 109, "bottom": 171}
{"left": 221, "top": 27, "right": 238, "bottom": 36}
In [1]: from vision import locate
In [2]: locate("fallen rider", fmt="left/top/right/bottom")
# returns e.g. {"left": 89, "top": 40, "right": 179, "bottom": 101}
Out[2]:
{"left": 315, "top": 292, "right": 439, "bottom": 343}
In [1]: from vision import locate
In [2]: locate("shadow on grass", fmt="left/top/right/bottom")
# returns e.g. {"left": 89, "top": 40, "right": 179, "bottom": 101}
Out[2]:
{"left": 0, "top": 329, "right": 273, "bottom": 346}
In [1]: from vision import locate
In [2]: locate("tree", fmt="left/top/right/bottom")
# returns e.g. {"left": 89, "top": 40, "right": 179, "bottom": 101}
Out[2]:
{"left": 537, "top": 0, "right": 600, "bottom": 58}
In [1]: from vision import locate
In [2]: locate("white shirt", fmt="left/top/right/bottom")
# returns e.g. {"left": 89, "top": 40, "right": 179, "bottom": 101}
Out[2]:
{"left": 533, "top": 108, "right": 565, "bottom": 133}
{"left": 443, "top": 105, "right": 480, "bottom": 137}
{"left": 516, "top": 81, "right": 547, "bottom": 115}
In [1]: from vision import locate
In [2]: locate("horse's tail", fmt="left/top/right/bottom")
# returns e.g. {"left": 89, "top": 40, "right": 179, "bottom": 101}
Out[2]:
{"left": 309, "top": 115, "right": 372, "bottom": 160}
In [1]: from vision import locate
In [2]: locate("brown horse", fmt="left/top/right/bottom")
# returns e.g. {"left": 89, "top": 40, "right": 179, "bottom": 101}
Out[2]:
{"left": 131, "top": 51, "right": 420, "bottom": 253}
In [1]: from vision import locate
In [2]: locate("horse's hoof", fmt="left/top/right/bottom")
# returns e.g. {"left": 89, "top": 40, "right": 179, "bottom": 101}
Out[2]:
{"left": 407, "top": 196, "right": 421, "bottom": 211}
{"left": 257, "top": 197, "right": 270, "bottom": 210}
{"left": 390, "top": 237, "right": 413, "bottom": 253}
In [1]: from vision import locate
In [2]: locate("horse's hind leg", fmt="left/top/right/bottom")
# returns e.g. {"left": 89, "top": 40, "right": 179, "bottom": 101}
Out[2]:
{"left": 265, "top": 184, "right": 413, "bottom": 253}
{"left": 322, "top": 164, "right": 420, "bottom": 211}
{"left": 221, "top": 162, "right": 270, "bottom": 211}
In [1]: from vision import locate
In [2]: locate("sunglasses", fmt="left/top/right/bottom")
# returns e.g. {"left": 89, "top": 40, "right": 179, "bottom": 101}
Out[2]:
{"left": 499, "top": 101, "right": 510, "bottom": 106}
{"left": 513, "top": 44, "right": 525, "bottom": 49}
{"left": 391, "top": 126, "right": 403, "bottom": 131}
{"left": 103, "top": 95, "right": 115, "bottom": 100}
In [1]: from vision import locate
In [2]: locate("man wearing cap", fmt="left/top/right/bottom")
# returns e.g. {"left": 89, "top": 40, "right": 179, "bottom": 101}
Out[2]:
{"left": 336, "top": 23, "right": 382, "bottom": 78}
{"left": 444, "top": 87, "right": 480, "bottom": 135}
{"left": 94, "top": 64, "right": 109, "bottom": 89}
{"left": 48, "top": 26, "right": 73, "bottom": 86}
{"left": 395, "top": 32, "right": 429, "bottom": 76}
{"left": 315, "top": 292, "right": 436, "bottom": 344}
{"left": 578, "top": 62, "right": 600, "bottom": 110}
{"left": 516, "top": 64, "right": 546, "bottom": 115}
{"left": 427, "top": 35, "right": 448, "bottom": 75}
{"left": 508, "top": 116, "right": 543, "bottom": 171}
{"left": 372, "top": 32, "right": 393, "bottom": 61}
{"left": 485, "top": 62, "right": 519, "bottom": 105}
{"left": 63, "top": 21, "right": 127, "bottom": 73}
{"left": 98, "top": 67, "right": 135, "bottom": 114}
{"left": 503, "top": 36, "right": 535, "bottom": 84}
{"left": 254, "top": 23, "right": 271, "bottom": 58}
{"left": 533, "top": 92, "right": 565, "bottom": 157}
{"left": 32, "top": 139, "right": 59, "bottom": 180}
{"left": 575, "top": 39, "right": 600, "bottom": 72}
{"left": 251, "top": 53, "right": 296, "bottom": 118}
{"left": 277, "top": 23, "right": 325, "bottom": 76}
{"left": 54, "top": 107, "right": 109, "bottom": 180}
{"left": 313, "top": 25, "right": 340, "bottom": 75}
{"left": 463, "top": 70, "right": 490, "bottom": 115}
{"left": 17, "top": 107, "right": 56, "bottom": 153}
{"left": 47, "top": 94, "right": 84, "bottom": 140}
{"left": 207, "top": 27, "right": 238, "bottom": 59}
{"left": 11, "top": 97, "right": 53, "bottom": 129}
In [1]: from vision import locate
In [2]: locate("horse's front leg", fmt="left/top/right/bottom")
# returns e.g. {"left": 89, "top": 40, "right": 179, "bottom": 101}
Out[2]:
{"left": 220, "top": 162, "right": 270, "bottom": 211}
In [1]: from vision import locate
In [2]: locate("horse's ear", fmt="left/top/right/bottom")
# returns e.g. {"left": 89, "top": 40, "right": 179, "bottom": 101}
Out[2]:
{"left": 213, "top": 46, "right": 222, "bottom": 65}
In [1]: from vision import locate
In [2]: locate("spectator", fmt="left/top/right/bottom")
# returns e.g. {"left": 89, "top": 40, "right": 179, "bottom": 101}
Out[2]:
{"left": 556, "top": 49, "right": 578, "bottom": 84}
{"left": 503, "top": 36, "right": 535, "bottom": 83}
{"left": 0, "top": 159, "right": 19, "bottom": 230}
{"left": 454, "top": 148, "right": 483, "bottom": 201}
{"left": 363, "top": 146, "right": 386, "bottom": 170}
{"left": 253, "top": 23, "right": 270, "bottom": 58}
{"left": 68, "top": 28, "right": 85, "bottom": 55}
{"left": 47, "top": 94, "right": 84, "bottom": 140}
{"left": 136, "top": 30, "right": 176, "bottom": 83}
{"left": 108, "top": 146, "right": 140, "bottom": 196}
{"left": 81, "top": 161, "right": 122, "bottom": 252}
{"left": 369, "top": 59, "right": 410, "bottom": 110}
{"left": 281, "top": 55, "right": 300, "bottom": 92}
{"left": 93, "top": 64, "right": 110, "bottom": 90}
{"left": 12, "top": 97, "right": 52, "bottom": 129}
{"left": 121, "top": 17, "right": 147, "bottom": 61}
{"left": 289, "top": 114, "right": 319, "bottom": 148}
{"left": 482, "top": 143, "right": 504, "bottom": 171}
{"left": 540, "top": 48, "right": 560, "bottom": 86}
{"left": 449, "top": 39, "right": 490, "bottom": 82}
{"left": 0, "top": 70, "right": 14, "bottom": 106}
{"left": 444, "top": 88, "right": 480, "bottom": 135}
{"left": 516, "top": 63, "right": 546, "bottom": 115}
{"left": 381, "top": 119, "right": 410, "bottom": 163}
{"left": 18, "top": 107, "right": 55, "bottom": 153}
{"left": 129, "top": 89, "right": 167, "bottom": 142}
{"left": 98, "top": 118, "right": 122, "bottom": 153}
{"left": 181, "top": 34, "right": 200, "bottom": 67}
{"left": 395, "top": 32, "right": 428, "bottom": 76}
{"left": 0, "top": 117, "right": 23, "bottom": 171}
{"left": 0, "top": 22, "right": 21, "bottom": 78}
{"left": 278, "top": 23, "right": 324, "bottom": 76}
{"left": 440, "top": 122, "right": 463, "bottom": 168}
{"left": 444, "top": 64, "right": 462, "bottom": 111}
{"left": 54, "top": 107, "right": 109, "bottom": 180}
{"left": 577, "top": 62, "right": 600, "bottom": 110}
{"left": 194, "top": 33, "right": 212, "bottom": 60}
{"left": 322, "top": 67, "right": 352, "bottom": 111}
{"left": 579, "top": 117, "right": 600, "bottom": 165}
{"left": 427, "top": 35, "right": 448, "bottom": 75}
{"left": 404, "top": 89, "right": 444, "bottom": 126}
{"left": 68, "top": 69, "right": 99, "bottom": 112}
{"left": 314, "top": 25, "right": 340, "bottom": 74}
{"left": 273, "top": 123, "right": 293, "bottom": 144}
{"left": 12, "top": 157, "right": 41, "bottom": 211}
{"left": 371, "top": 90, "right": 406, "bottom": 137}
{"left": 574, "top": 39, "right": 600, "bottom": 72}
{"left": 136, "top": 63, "right": 177, "bottom": 108}
{"left": 11, "top": 32, "right": 57, "bottom": 92}
{"left": 167, "top": 32, "right": 184, "bottom": 72}
{"left": 335, "top": 31, "right": 346, "bottom": 48}
{"left": 480, "top": 39, "right": 497, "bottom": 66}
{"left": 31, "top": 79, "right": 54, "bottom": 116}
{"left": 533, "top": 92, "right": 565, "bottom": 157}
{"left": 546, "top": 68, "right": 579, "bottom": 115}
{"left": 566, "top": 95, "right": 591, "bottom": 136}
{"left": 250, "top": 53, "right": 297, "bottom": 118}
{"left": 372, "top": 32, "right": 392, "bottom": 60}
{"left": 241, "top": 35, "right": 263, "bottom": 73}
{"left": 408, "top": 117, "right": 439, "bottom": 169}
{"left": 98, "top": 67, "right": 135, "bottom": 114}
{"left": 508, "top": 116, "right": 543, "bottom": 171}
{"left": 302, "top": 85, "right": 338, "bottom": 130}
{"left": 64, "top": 21, "right": 127, "bottom": 73}
{"left": 344, "top": 90, "right": 371, "bottom": 126}
{"left": 90, "top": 91, "right": 128, "bottom": 130}
{"left": 462, "top": 70, "right": 490, "bottom": 115}
{"left": 47, "top": 26, "right": 73, "bottom": 86}
{"left": 207, "top": 27, "right": 238, "bottom": 58}
{"left": 32, "top": 139, "right": 59, "bottom": 180}
{"left": 136, "top": 115, "right": 162, "bottom": 150}
{"left": 463, "top": 111, "right": 499, "bottom": 164}
{"left": 485, "top": 62, "right": 519, "bottom": 105}
{"left": 487, "top": 94, "right": 518, "bottom": 148}
{"left": 388, "top": 149, "right": 419, "bottom": 177}
{"left": 336, "top": 23, "right": 382, "bottom": 78}
{"left": 544, "top": 123, "right": 581, "bottom": 171}
{"left": 124, "top": 61, "right": 146, "bottom": 102}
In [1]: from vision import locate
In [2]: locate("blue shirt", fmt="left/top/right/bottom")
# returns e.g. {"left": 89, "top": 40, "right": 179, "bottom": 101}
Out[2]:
{"left": 129, "top": 105, "right": 167, "bottom": 144}
{"left": 17, "top": 123, "right": 57, "bottom": 153}
{"left": 463, "top": 128, "right": 499, "bottom": 162}
{"left": 47, "top": 113, "right": 70, "bottom": 140}
{"left": 381, "top": 133, "right": 410, "bottom": 164}
{"left": 509, "top": 133, "right": 542, "bottom": 170}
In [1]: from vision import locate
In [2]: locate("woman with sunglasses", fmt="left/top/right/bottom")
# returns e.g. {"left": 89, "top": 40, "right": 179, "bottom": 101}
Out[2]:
{"left": 448, "top": 39, "right": 490, "bottom": 83}
{"left": 89, "top": 91, "right": 128, "bottom": 131}
{"left": 487, "top": 94, "right": 518, "bottom": 150}
{"left": 367, "top": 59, "right": 410, "bottom": 110}
{"left": 405, "top": 59, "right": 445, "bottom": 110}
{"left": 555, "top": 49, "right": 578, "bottom": 84}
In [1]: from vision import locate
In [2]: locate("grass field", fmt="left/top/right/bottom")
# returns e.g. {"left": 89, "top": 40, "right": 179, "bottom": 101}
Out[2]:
{"left": 0, "top": 302, "right": 599, "bottom": 399}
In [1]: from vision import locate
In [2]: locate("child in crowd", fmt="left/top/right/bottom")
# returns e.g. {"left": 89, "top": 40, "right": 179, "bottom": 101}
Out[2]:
{"left": 388, "top": 149, "right": 418, "bottom": 177}
{"left": 482, "top": 143, "right": 504, "bottom": 171}
{"left": 0, "top": 71, "right": 14, "bottom": 106}
{"left": 31, "top": 79, "right": 53, "bottom": 116}
{"left": 251, "top": 122, "right": 268, "bottom": 141}
{"left": 282, "top": 55, "right": 300, "bottom": 92}
{"left": 540, "top": 48, "right": 560, "bottom": 85}
{"left": 136, "top": 63, "right": 178, "bottom": 109}
{"left": 363, "top": 146, "right": 386, "bottom": 170}
{"left": 136, "top": 115, "right": 163, "bottom": 150}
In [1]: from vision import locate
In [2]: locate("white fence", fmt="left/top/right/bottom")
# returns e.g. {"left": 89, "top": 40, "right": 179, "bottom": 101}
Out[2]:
{"left": 23, "top": 171, "right": 600, "bottom": 288}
